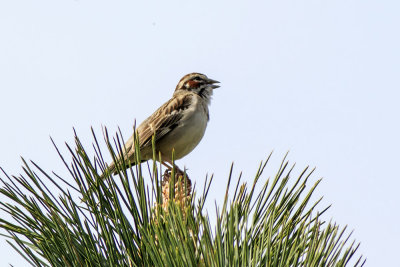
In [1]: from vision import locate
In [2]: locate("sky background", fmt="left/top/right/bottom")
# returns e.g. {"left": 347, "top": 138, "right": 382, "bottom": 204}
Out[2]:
{"left": 1, "top": 0, "right": 399, "bottom": 266}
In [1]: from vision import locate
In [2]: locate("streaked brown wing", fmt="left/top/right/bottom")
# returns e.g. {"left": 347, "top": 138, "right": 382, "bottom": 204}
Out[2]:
{"left": 106, "top": 93, "right": 193, "bottom": 173}
{"left": 137, "top": 93, "right": 193, "bottom": 149}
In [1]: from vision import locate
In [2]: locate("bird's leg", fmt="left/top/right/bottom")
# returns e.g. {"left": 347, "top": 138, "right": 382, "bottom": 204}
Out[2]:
{"left": 161, "top": 158, "right": 183, "bottom": 173}
{"left": 161, "top": 161, "right": 173, "bottom": 170}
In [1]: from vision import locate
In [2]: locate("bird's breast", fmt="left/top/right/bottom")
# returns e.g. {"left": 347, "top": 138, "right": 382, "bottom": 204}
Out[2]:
{"left": 158, "top": 99, "right": 209, "bottom": 160}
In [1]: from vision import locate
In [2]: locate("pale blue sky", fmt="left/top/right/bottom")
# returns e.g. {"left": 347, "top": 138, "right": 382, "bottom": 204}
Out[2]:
{"left": 1, "top": 0, "right": 399, "bottom": 266}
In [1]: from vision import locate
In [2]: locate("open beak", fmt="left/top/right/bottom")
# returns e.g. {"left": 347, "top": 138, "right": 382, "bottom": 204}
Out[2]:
{"left": 208, "top": 78, "right": 220, "bottom": 89}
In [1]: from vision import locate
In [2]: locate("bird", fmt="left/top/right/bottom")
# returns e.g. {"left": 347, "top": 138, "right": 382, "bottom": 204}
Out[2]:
{"left": 105, "top": 72, "right": 219, "bottom": 175}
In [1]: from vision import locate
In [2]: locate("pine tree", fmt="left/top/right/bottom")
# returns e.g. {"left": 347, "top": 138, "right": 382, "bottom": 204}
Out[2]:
{"left": 0, "top": 129, "right": 365, "bottom": 266}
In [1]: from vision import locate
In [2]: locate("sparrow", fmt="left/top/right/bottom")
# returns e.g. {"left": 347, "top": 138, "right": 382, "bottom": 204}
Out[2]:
{"left": 106, "top": 72, "right": 219, "bottom": 174}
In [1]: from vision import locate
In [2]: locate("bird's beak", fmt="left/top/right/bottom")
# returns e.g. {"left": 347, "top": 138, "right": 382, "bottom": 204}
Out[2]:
{"left": 208, "top": 78, "right": 220, "bottom": 89}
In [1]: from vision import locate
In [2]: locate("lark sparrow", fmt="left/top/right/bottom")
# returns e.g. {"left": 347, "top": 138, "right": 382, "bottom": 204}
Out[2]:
{"left": 106, "top": 73, "right": 219, "bottom": 174}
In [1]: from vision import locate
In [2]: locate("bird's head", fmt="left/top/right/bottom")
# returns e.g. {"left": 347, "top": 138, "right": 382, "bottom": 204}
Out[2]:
{"left": 174, "top": 73, "right": 220, "bottom": 101}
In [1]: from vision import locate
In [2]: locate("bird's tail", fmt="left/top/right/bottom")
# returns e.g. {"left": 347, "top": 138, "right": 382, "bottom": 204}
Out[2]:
{"left": 80, "top": 161, "right": 117, "bottom": 202}
{"left": 81, "top": 158, "right": 144, "bottom": 202}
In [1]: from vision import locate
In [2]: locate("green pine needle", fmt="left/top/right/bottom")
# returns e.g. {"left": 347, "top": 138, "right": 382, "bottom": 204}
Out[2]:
{"left": 0, "top": 128, "right": 365, "bottom": 266}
